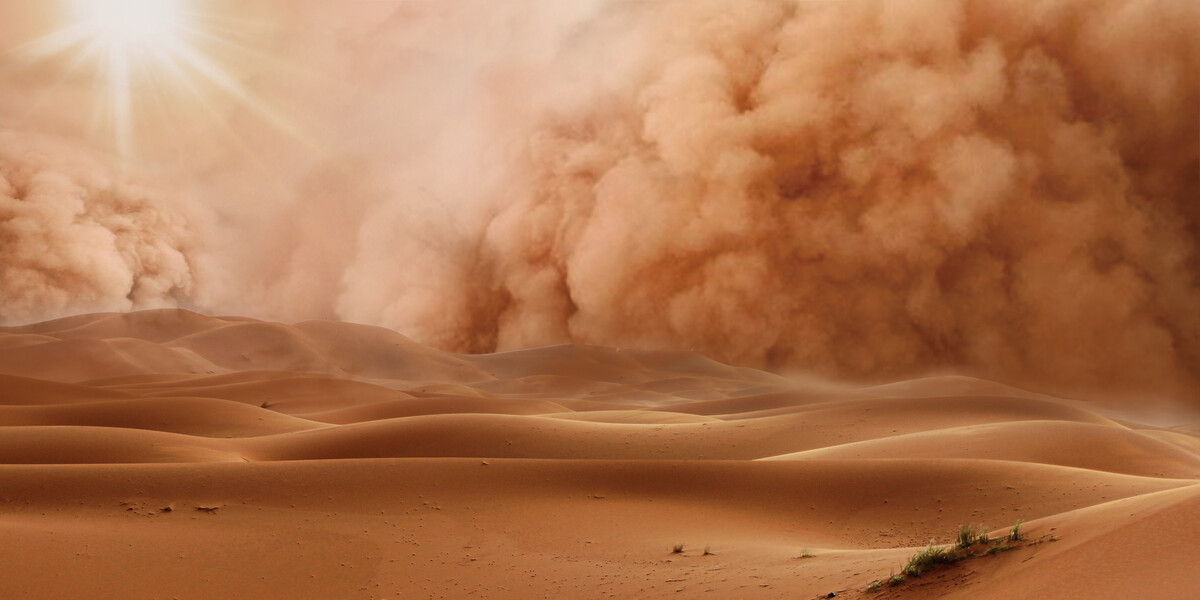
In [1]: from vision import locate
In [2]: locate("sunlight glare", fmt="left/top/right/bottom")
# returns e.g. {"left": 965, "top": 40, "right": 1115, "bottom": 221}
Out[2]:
{"left": 70, "top": 0, "right": 187, "bottom": 51}
{"left": 9, "top": 0, "right": 311, "bottom": 163}
{"left": 64, "top": 0, "right": 194, "bottom": 159}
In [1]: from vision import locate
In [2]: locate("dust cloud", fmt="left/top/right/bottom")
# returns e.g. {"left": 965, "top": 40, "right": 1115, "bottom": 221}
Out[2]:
{"left": 342, "top": 0, "right": 1199, "bottom": 402}
{"left": 0, "top": 129, "right": 195, "bottom": 323}
{"left": 2, "top": 0, "right": 1197, "bottom": 403}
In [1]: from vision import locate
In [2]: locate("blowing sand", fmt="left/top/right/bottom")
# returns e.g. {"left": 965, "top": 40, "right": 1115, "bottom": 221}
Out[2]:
{"left": 1, "top": 309, "right": 1197, "bottom": 599}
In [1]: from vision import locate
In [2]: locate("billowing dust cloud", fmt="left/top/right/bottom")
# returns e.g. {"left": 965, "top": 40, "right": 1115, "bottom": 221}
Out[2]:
{"left": 344, "top": 0, "right": 1200, "bottom": 401}
{"left": 0, "top": 130, "right": 195, "bottom": 323}
{"left": 3, "top": 0, "right": 1198, "bottom": 403}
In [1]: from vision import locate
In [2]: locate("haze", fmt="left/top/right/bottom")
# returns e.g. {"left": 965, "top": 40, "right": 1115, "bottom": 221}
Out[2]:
{"left": 2, "top": 2, "right": 1199, "bottom": 599}
{"left": 2, "top": 0, "right": 1197, "bottom": 407}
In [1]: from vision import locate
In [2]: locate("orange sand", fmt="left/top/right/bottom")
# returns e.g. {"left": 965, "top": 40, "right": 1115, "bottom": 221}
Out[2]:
{"left": 1, "top": 309, "right": 1197, "bottom": 599}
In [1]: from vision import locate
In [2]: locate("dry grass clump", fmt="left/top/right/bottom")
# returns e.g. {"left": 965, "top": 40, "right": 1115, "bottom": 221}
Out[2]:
{"left": 868, "top": 520, "right": 1031, "bottom": 592}
{"left": 902, "top": 543, "right": 953, "bottom": 577}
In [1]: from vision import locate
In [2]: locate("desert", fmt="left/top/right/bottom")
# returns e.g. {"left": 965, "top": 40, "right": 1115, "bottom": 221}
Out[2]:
{"left": 1, "top": 309, "right": 1197, "bottom": 599}
{"left": 2, "top": 0, "right": 1198, "bottom": 597}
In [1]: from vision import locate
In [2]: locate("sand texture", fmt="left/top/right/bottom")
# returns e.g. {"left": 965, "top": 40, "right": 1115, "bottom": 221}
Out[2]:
{"left": 1, "top": 309, "right": 1197, "bottom": 599}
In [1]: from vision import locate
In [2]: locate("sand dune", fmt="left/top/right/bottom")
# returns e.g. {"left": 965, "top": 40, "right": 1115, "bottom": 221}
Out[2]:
{"left": 5, "top": 309, "right": 229, "bottom": 343}
{"left": 301, "top": 396, "right": 574, "bottom": 424}
{"left": 0, "top": 396, "right": 324, "bottom": 437}
{"left": 0, "top": 426, "right": 243, "bottom": 463}
{"left": 1, "top": 310, "right": 1197, "bottom": 599}
{"left": 934, "top": 484, "right": 1200, "bottom": 600}
{"left": 764, "top": 420, "right": 1200, "bottom": 478}
{"left": 0, "top": 374, "right": 136, "bottom": 405}
{"left": 0, "top": 336, "right": 218, "bottom": 382}
{"left": 109, "top": 373, "right": 417, "bottom": 413}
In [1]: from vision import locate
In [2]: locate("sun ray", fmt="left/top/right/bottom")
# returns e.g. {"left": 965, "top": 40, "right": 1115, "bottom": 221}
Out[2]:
{"left": 8, "top": 0, "right": 316, "bottom": 164}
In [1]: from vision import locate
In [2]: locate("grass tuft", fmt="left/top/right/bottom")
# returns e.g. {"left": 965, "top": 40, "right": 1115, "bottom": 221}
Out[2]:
{"left": 1008, "top": 519, "right": 1022, "bottom": 542}
{"left": 902, "top": 543, "right": 953, "bottom": 577}
{"left": 672, "top": 543, "right": 684, "bottom": 554}
{"left": 955, "top": 525, "right": 974, "bottom": 549}
{"left": 954, "top": 524, "right": 991, "bottom": 549}
{"left": 703, "top": 544, "right": 713, "bottom": 556}
{"left": 868, "top": 521, "right": 1043, "bottom": 591}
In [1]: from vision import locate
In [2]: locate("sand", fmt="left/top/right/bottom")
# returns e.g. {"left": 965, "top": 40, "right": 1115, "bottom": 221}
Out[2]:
{"left": 1, "top": 309, "right": 1197, "bottom": 599}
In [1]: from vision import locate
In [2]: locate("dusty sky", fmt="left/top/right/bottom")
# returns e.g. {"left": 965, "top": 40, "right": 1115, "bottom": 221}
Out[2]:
{"left": 0, "top": 0, "right": 1197, "bottom": 406}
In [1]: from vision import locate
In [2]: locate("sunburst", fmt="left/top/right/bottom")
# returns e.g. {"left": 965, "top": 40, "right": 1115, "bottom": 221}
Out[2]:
{"left": 11, "top": 0, "right": 306, "bottom": 161}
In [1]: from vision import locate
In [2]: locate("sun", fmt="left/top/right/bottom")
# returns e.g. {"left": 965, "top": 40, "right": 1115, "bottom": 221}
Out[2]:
{"left": 61, "top": 0, "right": 195, "bottom": 158}
{"left": 69, "top": 0, "right": 188, "bottom": 51}
{"left": 10, "top": 0, "right": 307, "bottom": 162}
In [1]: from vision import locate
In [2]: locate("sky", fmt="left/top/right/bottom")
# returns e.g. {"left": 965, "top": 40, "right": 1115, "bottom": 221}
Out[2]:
{"left": 0, "top": 0, "right": 1197, "bottom": 406}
